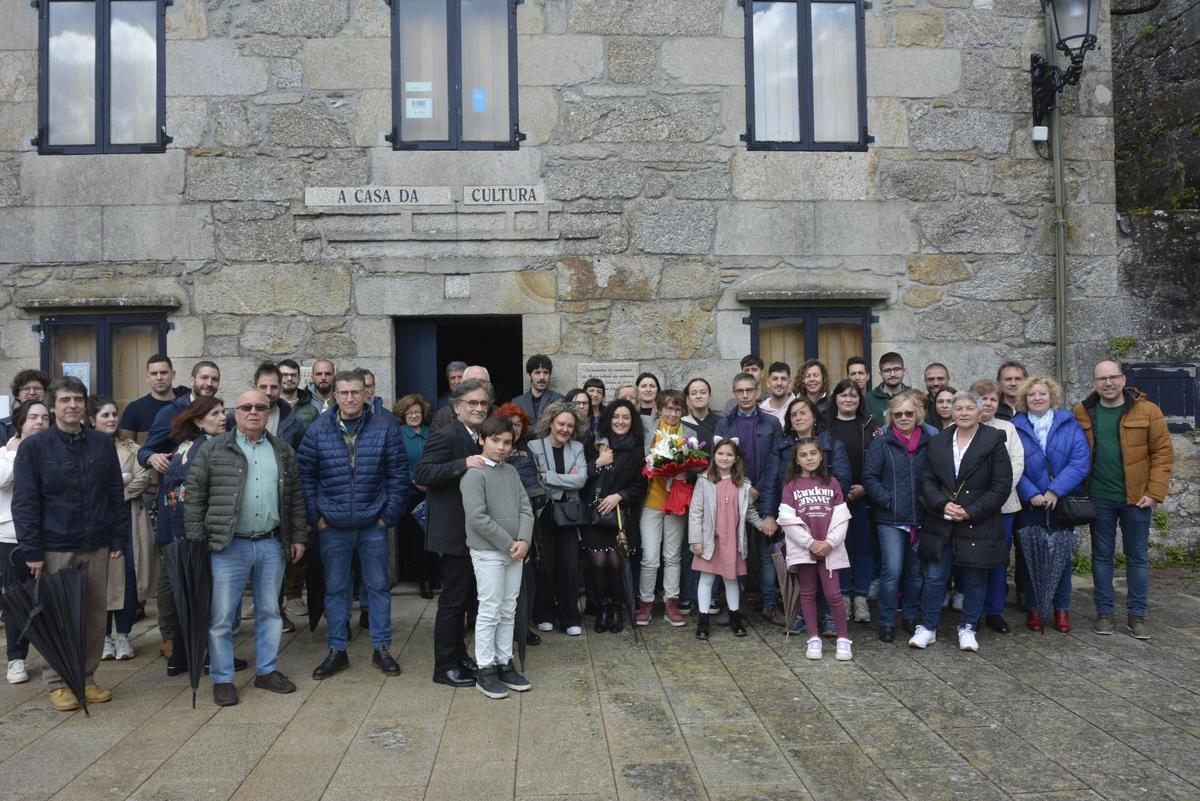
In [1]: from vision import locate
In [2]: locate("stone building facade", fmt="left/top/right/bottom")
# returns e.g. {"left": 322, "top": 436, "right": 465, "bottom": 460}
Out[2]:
{"left": 0, "top": 2, "right": 1122, "bottom": 400}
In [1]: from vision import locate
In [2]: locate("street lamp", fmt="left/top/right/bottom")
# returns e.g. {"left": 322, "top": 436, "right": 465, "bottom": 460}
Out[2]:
{"left": 1030, "top": 0, "right": 1101, "bottom": 125}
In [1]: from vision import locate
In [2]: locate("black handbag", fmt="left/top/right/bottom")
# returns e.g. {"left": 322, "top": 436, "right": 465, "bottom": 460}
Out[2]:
{"left": 1047, "top": 464, "right": 1097, "bottom": 527}
{"left": 917, "top": 518, "right": 950, "bottom": 563}
{"left": 549, "top": 494, "right": 588, "bottom": 528}
{"left": 590, "top": 488, "right": 621, "bottom": 530}
{"left": 1054, "top": 495, "right": 1097, "bottom": 527}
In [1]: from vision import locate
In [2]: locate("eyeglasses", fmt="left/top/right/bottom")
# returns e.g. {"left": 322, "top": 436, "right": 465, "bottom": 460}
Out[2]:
{"left": 1093, "top": 375, "right": 1124, "bottom": 384}
{"left": 335, "top": 390, "right": 363, "bottom": 398}
{"left": 892, "top": 410, "right": 916, "bottom": 419}
{"left": 19, "top": 385, "right": 44, "bottom": 394}
{"left": 237, "top": 403, "right": 269, "bottom": 412}
{"left": 460, "top": 399, "right": 489, "bottom": 409}
{"left": 880, "top": 366, "right": 905, "bottom": 375}
{"left": 733, "top": 387, "right": 757, "bottom": 395}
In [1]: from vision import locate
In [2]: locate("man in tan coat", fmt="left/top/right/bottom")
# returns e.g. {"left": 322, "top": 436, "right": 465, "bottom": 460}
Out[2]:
{"left": 1073, "top": 360, "right": 1174, "bottom": 639}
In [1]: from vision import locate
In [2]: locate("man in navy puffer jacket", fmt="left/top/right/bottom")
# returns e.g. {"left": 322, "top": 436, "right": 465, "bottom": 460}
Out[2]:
{"left": 298, "top": 371, "right": 409, "bottom": 680}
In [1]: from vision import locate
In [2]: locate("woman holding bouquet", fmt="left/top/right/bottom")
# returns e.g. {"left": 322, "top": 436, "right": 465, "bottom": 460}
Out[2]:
{"left": 529, "top": 401, "right": 589, "bottom": 636}
{"left": 637, "top": 390, "right": 699, "bottom": 627}
{"left": 584, "top": 400, "right": 647, "bottom": 633}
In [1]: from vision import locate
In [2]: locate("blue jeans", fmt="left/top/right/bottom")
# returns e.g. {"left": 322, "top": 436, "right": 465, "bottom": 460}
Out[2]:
{"left": 877, "top": 524, "right": 923, "bottom": 626}
{"left": 839, "top": 500, "right": 874, "bottom": 598}
{"left": 322, "top": 524, "right": 391, "bottom": 650}
{"left": 984, "top": 514, "right": 1015, "bottom": 615}
{"left": 756, "top": 528, "right": 780, "bottom": 608}
{"left": 209, "top": 537, "right": 285, "bottom": 683}
{"left": 1091, "top": 498, "right": 1152, "bottom": 617}
{"left": 920, "top": 542, "right": 987, "bottom": 631}
{"left": 1016, "top": 509, "right": 1074, "bottom": 611}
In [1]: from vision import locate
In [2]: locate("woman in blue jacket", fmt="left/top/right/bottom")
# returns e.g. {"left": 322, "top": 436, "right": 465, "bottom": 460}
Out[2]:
{"left": 863, "top": 392, "right": 940, "bottom": 642}
{"left": 1012, "top": 376, "right": 1091, "bottom": 634}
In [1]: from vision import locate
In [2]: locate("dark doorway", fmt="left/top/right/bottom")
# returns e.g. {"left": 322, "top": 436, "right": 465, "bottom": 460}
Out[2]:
{"left": 393, "top": 315, "right": 524, "bottom": 407}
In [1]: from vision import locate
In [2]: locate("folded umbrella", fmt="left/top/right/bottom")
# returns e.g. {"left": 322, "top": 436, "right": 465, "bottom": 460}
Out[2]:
{"left": 772, "top": 550, "right": 803, "bottom": 639}
{"left": 165, "top": 538, "right": 212, "bottom": 708}
{"left": 615, "top": 505, "right": 639, "bottom": 645}
{"left": 1, "top": 567, "right": 90, "bottom": 715}
{"left": 515, "top": 560, "right": 530, "bottom": 672}
{"left": 1017, "top": 510, "right": 1077, "bottom": 634}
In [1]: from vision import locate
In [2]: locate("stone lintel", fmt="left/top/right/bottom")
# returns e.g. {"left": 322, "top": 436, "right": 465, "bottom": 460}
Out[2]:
{"left": 17, "top": 296, "right": 182, "bottom": 311}
{"left": 735, "top": 289, "right": 891, "bottom": 303}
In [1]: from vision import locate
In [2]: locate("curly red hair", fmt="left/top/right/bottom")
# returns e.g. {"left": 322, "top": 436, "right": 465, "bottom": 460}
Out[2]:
{"left": 492, "top": 402, "right": 532, "bottom": 431}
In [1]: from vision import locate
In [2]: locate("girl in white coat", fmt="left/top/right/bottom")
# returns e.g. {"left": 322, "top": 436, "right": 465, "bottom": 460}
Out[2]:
{"left": 778, "top": 437, "right": 854, "bottom": 661}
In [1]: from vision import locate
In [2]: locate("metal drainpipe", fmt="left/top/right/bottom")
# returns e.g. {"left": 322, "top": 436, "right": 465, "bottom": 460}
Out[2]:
{"left": 1046, "top": 12, "right": 1069, "bottom": 387}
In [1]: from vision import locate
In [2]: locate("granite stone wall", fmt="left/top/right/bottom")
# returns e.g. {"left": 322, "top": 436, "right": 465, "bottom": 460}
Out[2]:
{"left": 0, "top": 0, "right": 1119, "bottom": 407}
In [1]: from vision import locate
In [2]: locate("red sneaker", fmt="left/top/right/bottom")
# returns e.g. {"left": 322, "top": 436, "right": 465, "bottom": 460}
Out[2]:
{"left": 635, "top": 601, "right": 652, "bottom": 626}
{"left": 1053, "top": 610, "right": 1071, "bottom": 633}
{"left": 1026, "top": 611, "right": 1044, "bottom": 632}
{"left": 664, "top": 599, "right": 686, "bottom": 627}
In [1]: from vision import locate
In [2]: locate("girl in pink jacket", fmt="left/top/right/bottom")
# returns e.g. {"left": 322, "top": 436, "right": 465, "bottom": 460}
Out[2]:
{"left": 777, "top": 437, "right": 853, "bottom": 661}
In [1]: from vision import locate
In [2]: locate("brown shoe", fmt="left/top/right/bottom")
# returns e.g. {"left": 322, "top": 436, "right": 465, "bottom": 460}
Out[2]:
{"left": 664, "top": 599, "right": 686, "bottom": 627}
{"left": 84, "top": 684, "right": 113, "bottom": 704}
{"left": 253, "top": 670, "right": 297, "bottom": 694}
{"left": 635, "top": 601, "right": 652, "bottom": 626}
{"left": 50, "top": 688, "right": 80, "bottom": 712}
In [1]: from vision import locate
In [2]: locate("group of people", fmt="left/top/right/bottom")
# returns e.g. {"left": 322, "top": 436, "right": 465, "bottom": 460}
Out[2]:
{"left": 0, "top": 346, "right": 1174, "bottom": 709}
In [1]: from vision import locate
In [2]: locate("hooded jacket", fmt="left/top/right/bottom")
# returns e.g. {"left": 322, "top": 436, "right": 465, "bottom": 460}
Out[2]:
{"left": 865, "top": 382, "right": 910, "bottom": 424}
{"left": 1072, "top": 387, "right": 1174, "bottom": 504}
{"left": 778, "top": 497, "right": 852, "bottom": 574}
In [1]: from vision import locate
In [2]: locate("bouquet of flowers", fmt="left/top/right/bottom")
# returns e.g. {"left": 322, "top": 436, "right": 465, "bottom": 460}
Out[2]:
{"left": 643, "top": 433, "right": 710, "bottom": 515}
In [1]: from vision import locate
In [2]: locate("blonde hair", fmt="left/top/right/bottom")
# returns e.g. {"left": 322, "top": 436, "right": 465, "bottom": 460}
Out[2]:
{"left": 888, "top": 393, "right": 926, "bottom": 426}
{"left": 534, "top": 400, "right": 587, "bottom": 441}
{"left": 1016, "top": 375, "right": 1062, "bottom": 411}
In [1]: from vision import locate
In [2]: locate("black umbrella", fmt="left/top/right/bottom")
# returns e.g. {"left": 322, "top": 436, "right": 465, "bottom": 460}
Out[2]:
{"left": 615, "top": 506, "right": 639, "bottom": 645}
{"left": 515, "top": 560, "right": 531, "bottom": 672}
{"left": 1, "top": 567, "right": 90, "bottom": 715}
{"left": 305, "top": 535, "right": 326, "bottom": 635}
{"left": 1017, "top": 510, "right": 1077, "bottom": 634}
{"left": 164, "top": 538, "right": 211, "bottom": 708}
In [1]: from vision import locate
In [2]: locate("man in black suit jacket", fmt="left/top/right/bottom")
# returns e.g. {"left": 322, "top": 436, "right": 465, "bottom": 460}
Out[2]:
{"left": 414, "top": 379, "right": 492, "bottom": 687}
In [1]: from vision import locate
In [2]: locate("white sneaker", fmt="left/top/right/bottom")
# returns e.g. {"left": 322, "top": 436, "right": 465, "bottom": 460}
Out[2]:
{"left": 101, "top": 636, "right": 116, "bottom": 661}
{"left": 805, "top": 637, "right": 823, "bottom": 660}
{"left": 536, "top": 622, "right": 554, "bottom": 632}
{"left": 113, "top": 634, "right": 134, "bottom": 661}
{"left": 867, "top": 578, "right": 880, "bottom": 601}
{"left": 7, "top": 659, "right": 28, "bottom": 684}
{"left": 240, "top": 597, "right": 254, "bottom": 620}
{"left": 836, "top": 637, "right": 854, "bottom": 661}
{"left": 565, "top": 625, "right": 583, "bottom": 636}
{"left": 284, "top": 597, "right": 308, "bottom": 617}
{"left": 951, "top": 592, "right": 965, "bottom": 612}
{"left": 852, "top": 596, "right": 871, "bottom": 623}
{"left": 908, "top": 625, "right": 937, "bottom": 649}
{"left": 958, "top": 626, "right": 979, "bottom": 652}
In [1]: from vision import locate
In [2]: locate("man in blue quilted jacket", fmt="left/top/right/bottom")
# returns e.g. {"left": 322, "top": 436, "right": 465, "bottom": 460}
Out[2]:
{"left": 298, "top": 371, "right": 409, "bottom": 680}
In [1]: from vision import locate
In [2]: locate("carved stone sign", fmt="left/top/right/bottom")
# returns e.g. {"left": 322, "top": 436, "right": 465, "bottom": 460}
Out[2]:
{"left": 305, "top": 186, "right": 453, "bottom": 207}
{"left": 576, "top": 362, "right": 640, "bottom": 400}
{"left": 463, "top": 185, "right": 546, "bottom": 205}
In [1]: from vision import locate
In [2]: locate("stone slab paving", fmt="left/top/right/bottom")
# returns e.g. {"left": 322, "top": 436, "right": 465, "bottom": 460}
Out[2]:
{"left": 1, "top": 579, "right": 1199, "bottom": 801}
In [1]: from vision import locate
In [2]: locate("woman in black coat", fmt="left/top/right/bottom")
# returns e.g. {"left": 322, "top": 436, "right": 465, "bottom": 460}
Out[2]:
{"left": 583, "top": 400, "right": 647, "bottom": 634}
{"left": 909, "top": 391, "right": 1012, "bottom": 654}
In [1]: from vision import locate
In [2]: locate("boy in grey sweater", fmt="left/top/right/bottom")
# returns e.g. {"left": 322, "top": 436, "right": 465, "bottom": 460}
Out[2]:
{"left": 460, "top": 416, "right": 535, "bottom": 699}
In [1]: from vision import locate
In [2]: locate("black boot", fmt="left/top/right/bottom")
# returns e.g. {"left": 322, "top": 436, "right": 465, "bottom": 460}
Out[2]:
{"left": 696, "top": 613, "right": 710, "bottom": 640}
{"left": 610, "top": 606, "right": 624, "bottom": 633}
{"left": 595, "top": 603, "right": 611, "bottom": 633}
{"left": 730, "top": 611, "right": 747, "bottom": 637}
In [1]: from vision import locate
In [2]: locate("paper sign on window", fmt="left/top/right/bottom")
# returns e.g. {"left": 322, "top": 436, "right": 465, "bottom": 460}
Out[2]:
{"left": 471, "top": 88, "right": 488, "bottom": 113}
{"left": 405, "top": 98, "right": 433, "bottom": 119}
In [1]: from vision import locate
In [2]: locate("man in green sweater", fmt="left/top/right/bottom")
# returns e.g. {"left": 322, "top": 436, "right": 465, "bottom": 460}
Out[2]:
{"left": 864, "top": 351, "right": 910, "bottom": 424}
{"left": 460, "top": 416, "right": 534, "bottom": 699}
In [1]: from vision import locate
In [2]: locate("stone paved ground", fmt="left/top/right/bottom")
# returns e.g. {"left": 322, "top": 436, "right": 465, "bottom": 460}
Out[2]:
{"left": 2, "top": 576, "right": 1199, "bottom": 801}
